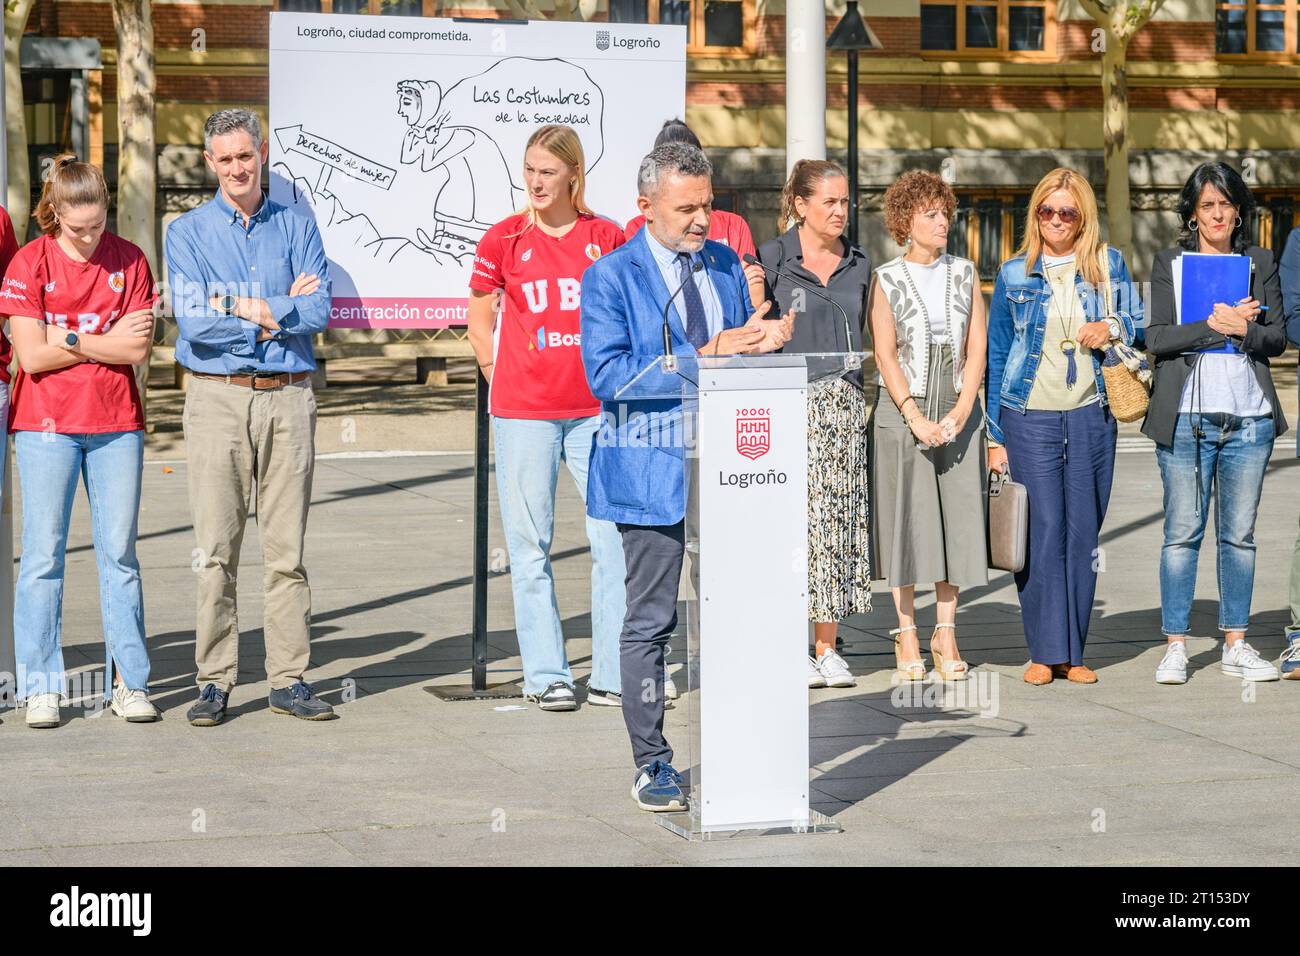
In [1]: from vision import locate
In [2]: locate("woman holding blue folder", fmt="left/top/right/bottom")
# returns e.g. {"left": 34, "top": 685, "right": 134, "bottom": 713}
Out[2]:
{"left": 1143, "top": 161, "right": 1287, "bottom": 686}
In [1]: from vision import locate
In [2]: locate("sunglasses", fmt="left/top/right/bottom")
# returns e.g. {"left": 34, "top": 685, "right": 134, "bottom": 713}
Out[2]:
{"left": 1036, "top": 204, "right": 1081, "bottom": 225}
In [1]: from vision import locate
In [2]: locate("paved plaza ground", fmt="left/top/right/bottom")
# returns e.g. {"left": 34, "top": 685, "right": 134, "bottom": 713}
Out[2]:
{"left": 1, "top": 359, "right": 1299, "bottom": 866}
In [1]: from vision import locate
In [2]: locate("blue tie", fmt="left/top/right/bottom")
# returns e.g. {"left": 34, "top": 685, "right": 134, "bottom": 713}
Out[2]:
{"left": 676, "top": 253, "right": 710, "bottom": 350}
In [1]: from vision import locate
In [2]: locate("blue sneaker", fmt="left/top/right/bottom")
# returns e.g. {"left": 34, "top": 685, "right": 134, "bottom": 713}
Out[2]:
{"left": 269, "top": 680, "right": 338, "bottom": 720}
{"left": 1280, "top": 634, "right": 1300, "bottom": 680}
{"left": 631, "top": 760, "right": 688, "bottom": 812}
{"left": 187, "top": 683, "right": 228, "bottom": 727}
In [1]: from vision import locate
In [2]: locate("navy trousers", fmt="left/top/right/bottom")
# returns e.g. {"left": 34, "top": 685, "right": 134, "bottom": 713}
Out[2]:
{"left": 615, "top": 521, "right": 683, "bottom": 769}
{"left": 1000, "top": 402, "right": 1117, "bottom": 666}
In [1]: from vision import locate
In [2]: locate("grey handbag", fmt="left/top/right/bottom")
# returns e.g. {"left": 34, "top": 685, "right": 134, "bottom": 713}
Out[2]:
{"left": 987, "top": 469, "right": 1028, "bottom": 573}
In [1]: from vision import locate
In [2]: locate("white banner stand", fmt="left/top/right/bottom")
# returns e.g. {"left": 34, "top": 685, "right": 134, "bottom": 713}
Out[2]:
{"left": 617, "top": 352, "right": 862, "bottom": 839}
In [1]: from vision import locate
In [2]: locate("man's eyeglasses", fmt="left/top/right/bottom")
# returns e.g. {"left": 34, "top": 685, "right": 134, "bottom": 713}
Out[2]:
{"left": 1036, "top": 204, "right": 1081, "bottom": 225}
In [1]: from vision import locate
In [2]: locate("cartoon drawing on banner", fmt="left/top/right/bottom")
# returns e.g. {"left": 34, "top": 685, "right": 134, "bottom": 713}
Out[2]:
{"left": 269, "top": 14, "right": 685, "bottom": 327}
{"left": 272, "top": 57, "right": 604, "bottom": 269}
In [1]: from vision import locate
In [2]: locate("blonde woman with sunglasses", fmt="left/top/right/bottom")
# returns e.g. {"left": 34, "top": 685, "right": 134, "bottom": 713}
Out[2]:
{"left": 984, "top": 168, "right": 1142, "bottom": 686}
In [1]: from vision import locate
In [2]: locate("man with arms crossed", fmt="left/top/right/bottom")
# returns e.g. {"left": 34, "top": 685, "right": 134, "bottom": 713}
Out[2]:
{"left": 166, "top": 108, "right": 335, "bottom": 725}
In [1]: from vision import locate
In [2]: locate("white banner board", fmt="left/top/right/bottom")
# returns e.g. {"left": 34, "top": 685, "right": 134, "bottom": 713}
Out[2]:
{"left": 269, "top": 12, "right": 686, "bottom": 328}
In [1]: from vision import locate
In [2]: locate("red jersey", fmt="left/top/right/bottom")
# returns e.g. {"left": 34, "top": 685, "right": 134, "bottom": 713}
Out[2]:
{"left": 0, "top": 209, "right": 19, "bottom": 382}
{"left": 1, "top": 232, "right": 155, "bottom": 434}
{"left": 470, "top": 212, "right": 625, "bottom": 419}
{"left": 624, "top": 208, "right": 757, "bottom": 261}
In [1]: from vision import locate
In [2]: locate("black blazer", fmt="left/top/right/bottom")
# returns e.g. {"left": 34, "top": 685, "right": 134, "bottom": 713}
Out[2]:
{"left": 757, "top": 227, "right": 872, "bottom": 386}
{"left": 1140, "top": 244, "right": 1288, "bottom": 448}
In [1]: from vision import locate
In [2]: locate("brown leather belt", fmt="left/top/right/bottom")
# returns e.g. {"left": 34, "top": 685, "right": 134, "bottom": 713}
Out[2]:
{"left": 191, "top": 371, "right": 312, "bottom": 390}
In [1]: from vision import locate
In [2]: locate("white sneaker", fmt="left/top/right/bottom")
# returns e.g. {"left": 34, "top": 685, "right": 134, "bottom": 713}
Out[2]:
{"left": 1155, "top": 641, "right": 1189, "bottom": 684}
{"left": 525, "top": 681, "right": 578, "bottom": 711}
{"left": 1221, "top": 640, "right": 1280, "bottom": 682}
{"left": 663, "top": 669, "right": 679, "bottom": 700}
{"left": 111, "top": 685, "right": 160, "bottom": 722}
{"left": 807, "top": 655, "right": 827, "bottom": 688}
{"left": 815, "top": 648, "right": 856, "bottom": 688}
{"left": 25, "top": 693, "right": 60, "bottom": 729}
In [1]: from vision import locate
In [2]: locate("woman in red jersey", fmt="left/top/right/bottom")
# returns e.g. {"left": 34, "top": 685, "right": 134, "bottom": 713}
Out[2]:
{"left": 0, "top": 155, "right": 158, "bottom": 728}
{"left": 467, "top": 125, "right": 627, "bottom": 713}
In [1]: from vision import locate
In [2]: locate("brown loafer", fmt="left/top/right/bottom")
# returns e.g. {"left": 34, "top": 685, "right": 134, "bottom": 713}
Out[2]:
{"left": 1053, "top": 663, "right": 1098, "bottom": 683}
{"left": 1024, "top": 663, "right": 1054, "bottom": 685}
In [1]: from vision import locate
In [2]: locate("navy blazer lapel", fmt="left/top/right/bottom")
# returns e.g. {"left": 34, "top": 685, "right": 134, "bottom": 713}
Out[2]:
{"left": 631, "top": 229, "right": 690, "bottom": 346}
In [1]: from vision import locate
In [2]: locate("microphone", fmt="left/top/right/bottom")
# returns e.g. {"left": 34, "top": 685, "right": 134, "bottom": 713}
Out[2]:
{"left": 662, "top": 258, "right": 704, "bottom": 373}
{"left": 743, "top": 253, "right": 855, "bottom": 360}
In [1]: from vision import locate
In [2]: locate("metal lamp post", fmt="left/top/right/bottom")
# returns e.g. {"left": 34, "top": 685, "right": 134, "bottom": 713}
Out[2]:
{"left": 826, "top": 1, "right": 882, "bottom": 247}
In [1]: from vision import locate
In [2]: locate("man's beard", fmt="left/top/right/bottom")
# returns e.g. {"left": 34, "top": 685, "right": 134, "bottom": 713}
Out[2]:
{"left": 672, "top": 231, "right": 707, "bottom": 253}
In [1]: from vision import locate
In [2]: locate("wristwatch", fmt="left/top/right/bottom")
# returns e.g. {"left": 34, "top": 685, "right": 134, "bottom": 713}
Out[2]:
{"left": 1104, "top": 317, "right": 1122, "bottom": 340}
{"left": 58, "top": 331, "right": 79, "bottom": 350}
{"left": 218, "top": 294, "right": 239, "bottom": 316}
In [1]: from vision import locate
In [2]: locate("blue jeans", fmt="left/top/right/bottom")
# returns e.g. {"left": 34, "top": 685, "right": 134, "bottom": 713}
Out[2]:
{"left": 493, "top": 415, "right": 625, "bottom": 694}
{"left": 14, "top": 429, "right": 148, "bottom": 700}
{"left": 1157, "top": 413, "right": 1274, "bottom": 636}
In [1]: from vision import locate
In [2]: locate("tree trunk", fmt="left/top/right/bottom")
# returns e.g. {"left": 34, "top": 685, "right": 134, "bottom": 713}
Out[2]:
{"left": 112, "top": 0, "right": 157, "bottom": 424}
{"left": 4, "top": 0, "right": 38, "bottom": 229}
{"left": 1100, "top": 26, "right": 1132, "bottom": 260}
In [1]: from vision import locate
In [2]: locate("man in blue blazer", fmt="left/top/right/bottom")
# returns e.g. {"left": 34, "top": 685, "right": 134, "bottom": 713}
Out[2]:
{"left": 581, "top": 142, "right": 793, "bottom": 812}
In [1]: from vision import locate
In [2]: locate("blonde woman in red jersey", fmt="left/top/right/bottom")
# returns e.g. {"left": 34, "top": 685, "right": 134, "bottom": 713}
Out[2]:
{"left": 0, "top": 155, "right": 158, "bottom": 727}
{"left": 467, "top": 125, "right": 627, "bottom": 712}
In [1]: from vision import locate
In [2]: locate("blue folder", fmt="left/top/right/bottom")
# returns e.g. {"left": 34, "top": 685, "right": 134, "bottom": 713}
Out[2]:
{"left": 1174, "top": 252, "right": 1252, "bottom": 354}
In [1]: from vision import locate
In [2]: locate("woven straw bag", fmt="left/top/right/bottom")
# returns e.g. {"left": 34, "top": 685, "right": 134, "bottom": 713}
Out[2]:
{"left": 1096, "top": 244, "right": 1152, "bottom": 423}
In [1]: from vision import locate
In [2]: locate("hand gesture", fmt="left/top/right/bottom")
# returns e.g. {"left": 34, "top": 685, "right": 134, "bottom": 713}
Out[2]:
{"left": 909, "top": 416, "right": 947, "bottom": 449}
{"left": 988, "top": 445, "right": 1009, "bottom": 474}
{"left": 938, "top": 407, "right": 969, "bottom": 443}
{"left": 105, "top": 311, "right": 154, "bottom": 339}
{"left": 1208, "top": 299, "right": 1256, "bottom": 337}
{"left": 745, "top": 300, "right": 796, "bottom": 353}
{"left": 703, "top": 325, "right": 766, "bottom": 356}
{"left": 289, "top": 272, "right": 320, "bottom": 298}
{"left": 1075, "top": 320, "right": 1112, "bottom": 350}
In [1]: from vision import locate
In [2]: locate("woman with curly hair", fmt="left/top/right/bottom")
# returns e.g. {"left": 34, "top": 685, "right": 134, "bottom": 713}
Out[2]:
{"left": 868, "top": 170, "right": 988, "bottom": 683}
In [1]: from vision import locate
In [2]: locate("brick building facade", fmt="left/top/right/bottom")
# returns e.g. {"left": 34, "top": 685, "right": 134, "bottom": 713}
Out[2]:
{"left": 17, "top": 0, "right": 1300, "bottom": 281}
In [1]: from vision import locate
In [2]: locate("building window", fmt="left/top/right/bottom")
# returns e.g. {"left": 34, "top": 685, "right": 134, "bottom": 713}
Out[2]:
{"left": 920, "top": 0, "right": 1055, "bottom": 57}
{"left": 609, "top": 0, "right": 754, "bottom": 54}
{"left": 1217, "top": 0, "right": 1300, "bottom": 56}
{"left": 610, "top": 0, "right": 649, "bottom": 21}
{"left": 712, "top": 189, "right": 740, "bottom": 214}
{"left": 1252, "top": 191, "right": 1300, "bottom": 260}
{"left": 947, "top": 190, "right": 1030, "bottom": 286}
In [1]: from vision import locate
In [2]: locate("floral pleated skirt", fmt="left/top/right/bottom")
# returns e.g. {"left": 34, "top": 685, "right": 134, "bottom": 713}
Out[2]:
{"left": 807, "top": 376, "right": 873, "bottom": 622}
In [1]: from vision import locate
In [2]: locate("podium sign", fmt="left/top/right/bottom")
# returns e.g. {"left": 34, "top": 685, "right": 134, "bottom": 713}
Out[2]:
{"left": 616, "top": 353, "right": 861, "bottom": 839}
{"left": 695, "top": 364, "right": 810, "bottom": 831}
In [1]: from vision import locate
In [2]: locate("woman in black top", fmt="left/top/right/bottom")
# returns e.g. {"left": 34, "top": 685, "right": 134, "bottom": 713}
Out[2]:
{"left": 1143, "top": 161, "right": 1287, "bottom": 686}
{"left": 750, "top": 159, "right": 873, "bottom": 690}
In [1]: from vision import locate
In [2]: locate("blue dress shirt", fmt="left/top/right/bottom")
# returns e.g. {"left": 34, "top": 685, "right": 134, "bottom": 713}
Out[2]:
{"left": 165, "top": 190, "right": 332, "bottom": 374}
{"left": 644, "top": 228, "right": 723, "bottom": 340}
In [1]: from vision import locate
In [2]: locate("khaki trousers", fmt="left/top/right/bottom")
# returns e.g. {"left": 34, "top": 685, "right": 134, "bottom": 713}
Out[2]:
{"left": 183, "top": 375, "right": 316, "bottom": 691}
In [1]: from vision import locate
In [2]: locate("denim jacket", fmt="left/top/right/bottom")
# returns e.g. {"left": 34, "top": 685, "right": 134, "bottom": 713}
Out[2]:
{"left": 985, "top": 245, "right": 1142, "bottom": 445}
